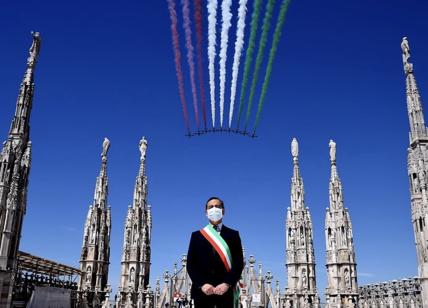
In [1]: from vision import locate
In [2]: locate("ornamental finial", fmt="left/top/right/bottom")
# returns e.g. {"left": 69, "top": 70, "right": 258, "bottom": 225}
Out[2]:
{"left": 401, "top": 37, "right": 413, "bottom": 74}
{"left": 102, "top": 138, "right": 110, "bottom": 159}
{"left": 139, "top": 137, "right": 148, "bottom": 160}
{"left": 27, "top": 32, "right": 41, "bottom": 68}
{"left": 291, "top": 138, "right": 299, "bottom": 160}
{"left": 329, "top": 139, "right": 336, "bottom": 163}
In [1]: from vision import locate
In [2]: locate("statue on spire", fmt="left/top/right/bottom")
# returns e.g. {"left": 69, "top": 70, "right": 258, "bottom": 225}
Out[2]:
{"left": 102, "top": 138, "right": 110, "bottom": 158}
{"left": 27, "top": 32, "right": 41, "bottom": 68}
{"left": 291, "top": 138, "right": 298, "bottom": 159}
{"left": 401, "top": 37, "right": 413, "bottom": 74}
{"left": 139, "top": 137, "right": 148, "bottom": 160}
{"left": 329, "top": 139, "right": 336, "bottom": 162}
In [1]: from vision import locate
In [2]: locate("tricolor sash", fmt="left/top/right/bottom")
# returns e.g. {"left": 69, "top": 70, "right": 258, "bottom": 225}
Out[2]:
{"left": 200, "top": 224, "right": 240, "bottom": 308}
{"left": 200, "top": 224, "right": 232, "bottom": 271}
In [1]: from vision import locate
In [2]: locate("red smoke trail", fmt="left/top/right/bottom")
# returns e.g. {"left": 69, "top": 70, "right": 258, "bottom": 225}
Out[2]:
{"left": 167, "top": 0, "right": 190, "bottom": 132}
{"left": 193, "top": 0, "right": 207, "bottom": 130}
{"left": 182, "top": 0, "right": 200, "bottom": 129}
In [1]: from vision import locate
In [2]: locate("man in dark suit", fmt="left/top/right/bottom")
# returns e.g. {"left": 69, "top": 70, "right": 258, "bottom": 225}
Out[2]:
{"left": 187, "top": 197, "right": 244, "bottom": 308}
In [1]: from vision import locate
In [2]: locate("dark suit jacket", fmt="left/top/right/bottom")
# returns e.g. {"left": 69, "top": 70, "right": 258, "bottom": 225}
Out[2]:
{"left": 187, "top": 225, "right": 244, "bottom": 300}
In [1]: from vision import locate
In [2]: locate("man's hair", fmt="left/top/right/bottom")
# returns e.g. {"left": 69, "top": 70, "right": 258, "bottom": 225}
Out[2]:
{"left": 205, "top": 196, "right": 224, "bottom": 209}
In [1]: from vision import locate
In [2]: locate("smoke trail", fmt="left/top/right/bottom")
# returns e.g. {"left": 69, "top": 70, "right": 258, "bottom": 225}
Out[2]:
{"left": 182, "top": 0, "right": 200, "bottom": 128}
{"left": 207, "top": 0, "right": 218, "bottom": 127}
{"left": 218, "top": 0, "right": 233, "bottom": 127}
{"left": 194, "top": 0, "right": 208, "bottom": 130}
{"left": 236, "top": 0, "right": 262, "bottom": 128}
{"left": 245, "top": 0, "right": 276, "bottom": 129}
{"left": 167, "top": 0, "right": 190, "bottom": 131}
{"left": 228, "top": 0, "right": 248, "bottom": 128}
{"left": 254, "top": 0, "right": 292, "bottom": 133}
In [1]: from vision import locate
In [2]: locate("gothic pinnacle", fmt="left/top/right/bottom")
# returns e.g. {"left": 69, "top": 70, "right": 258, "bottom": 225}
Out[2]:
{"left": 329, "top": 139, "right": 339, "bottom": 180}
{"left": 138, "top": 137, "right": 148, "bottom": 177}
{"left": 9, "top": 32, "right": 41, "bottom": 138}
{"left": 25, "top": 32, "right": 41, "bottom": 82}
{"left": 325, "top": 139, "right": 358, "bottom": 304}
{"left": 402, "top": 37, "right": 427, "bottom": 143}
{"left": 117, "top": 137, "right": 152, "bottom": 305}
{"left": 404, "top": 36, "right": 428, "bottom": 307}
{"left": 94, "top": 138, "right": 110, "bottom": 208}
{"left": 78, "top": 138, "right": 112, "bottom": 302}
{"left": 286, "top": 138, "right": 319, "bottom": 304}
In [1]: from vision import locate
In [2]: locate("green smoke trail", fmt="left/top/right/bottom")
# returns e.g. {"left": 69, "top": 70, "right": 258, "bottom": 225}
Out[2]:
{"left": 253, "top": 0, "right": 292, "bottom": 134}
{"left": 245, "top": 0, "right": 276, "bottom": 129}
{"left": 236, "top": 0, "right": 262, "bottom": 129}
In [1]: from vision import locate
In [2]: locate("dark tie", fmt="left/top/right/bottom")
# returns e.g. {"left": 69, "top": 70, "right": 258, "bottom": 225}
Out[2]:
{"left": 214, "top": 225, "right": 219, "bottom": 232}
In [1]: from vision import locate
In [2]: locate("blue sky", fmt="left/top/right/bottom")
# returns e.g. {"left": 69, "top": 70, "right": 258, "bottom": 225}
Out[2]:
{"left": 1, "top": 0, "right": 428, "bottom": 299}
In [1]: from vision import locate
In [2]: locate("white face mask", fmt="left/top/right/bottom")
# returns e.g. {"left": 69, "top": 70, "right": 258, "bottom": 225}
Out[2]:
{"left": 207, "top": 207, "right": 223, "bottom": 223}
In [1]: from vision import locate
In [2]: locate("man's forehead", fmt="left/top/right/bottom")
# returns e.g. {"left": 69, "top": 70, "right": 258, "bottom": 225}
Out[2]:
{"left": 207, "top": 199, "right": 222, "bottom": 204}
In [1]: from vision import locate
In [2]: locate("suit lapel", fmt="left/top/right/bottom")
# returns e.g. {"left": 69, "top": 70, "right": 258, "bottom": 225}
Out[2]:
{"left": 220, "top": 225, "right": 229, "bottom": 244}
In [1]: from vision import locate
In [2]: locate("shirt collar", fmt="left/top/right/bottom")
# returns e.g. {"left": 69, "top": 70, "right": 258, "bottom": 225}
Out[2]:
{"left": 210, "top": 222, "right": 222, "bottom": 232}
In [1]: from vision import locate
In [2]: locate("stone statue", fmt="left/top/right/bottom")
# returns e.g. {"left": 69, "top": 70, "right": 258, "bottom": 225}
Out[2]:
{"left": 130, "top": 267, "right": 136, "bottom": 283}
{"left": 345, "top": 269, "right": 350, "bottom": 287}
{"left": 302, "top": 269, "right": 307, "bottom": 288}
{"left": 300, "top": 230, "right": 305, "bottom": 247}
{"left": 91, "top": 224, "right": 96, "bottom": 243}
{"left": 342, "top": 229, "right": 347, "bottom": 246}
{"left": 329, "top": 231, "right": 335, "bottom": 249}
{"left": 329, "top": 139, "right": 336, "bottom": 162}
{"left": 86, "top": 266, "right": 92, "bottom": 282}
{"left": 102, "top": 138, "right": 110, "bottom": 158}
{"left": 401, "top": 37, "right": 410, "bottom": 64}
{"left": 126, "top": 228, "right": 131, "bottom": 246}
{"left": 401, "top": 37, "right": 413, "bottom": 73}
{"left": 291, "top": 138, "right": 299, "bottom": 158}
{"left": 27, "top": 32, "right": 41, "bottom": 67}
{"left": 139, "top": 137, "right": 148, "bottom": 160}
{"left": 289, "top": 232, "right": 295, "bottom": 250}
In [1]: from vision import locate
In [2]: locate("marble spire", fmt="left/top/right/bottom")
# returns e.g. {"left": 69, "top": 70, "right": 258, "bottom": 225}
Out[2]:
{"left": 285, "top": 138, "right": 320, "bottom": 308}
{"left": 324, "top": 140, "right": 358, "bottom": 308}
{"left": 0, "top": 32, "right": 41, "bottom": 307}
{"left": 116, "top": 137, "right": 152, "bottom": 308}
{"left": 402, "top": 37, "right": 428, "bottom": 144}
{"left": 9, "top": 32, "right": 41, "bottom": 139}
{"left": 404, "top": 37, "right": 428, "bottom": 307}
{"left": 78, "top": 138, "right": 112, "bottom": 306}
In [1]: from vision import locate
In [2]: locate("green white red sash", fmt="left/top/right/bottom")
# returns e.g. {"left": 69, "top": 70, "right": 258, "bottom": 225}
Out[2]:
{"left": 200, "top": 224, "right": 240, "bottom": 308}
{"left": 200, "top": 224, "right": 232, "bottom": 271}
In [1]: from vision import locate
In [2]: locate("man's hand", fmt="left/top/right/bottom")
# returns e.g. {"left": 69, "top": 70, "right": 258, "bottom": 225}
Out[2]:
{"left": 213, "top": 283, "right": 230, "bottom": 295}
{"left": 201, "top": 284, "right": 215, "bottom": 295}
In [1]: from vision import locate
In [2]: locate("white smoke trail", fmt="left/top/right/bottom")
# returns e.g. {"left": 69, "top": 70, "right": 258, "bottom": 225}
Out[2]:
{"left": 218, "top": 0, "right": 233, "bottom": 127}
{"left": 207, "top": 0, "right": 218, "bottom": 127}
{"left": 228, "top": 0, "right": 248, "bottom": 127}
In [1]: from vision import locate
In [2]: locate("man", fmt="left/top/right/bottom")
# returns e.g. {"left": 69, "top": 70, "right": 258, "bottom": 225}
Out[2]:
{"left": 187, "top": 197, "right": 244, "bottom": 308}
